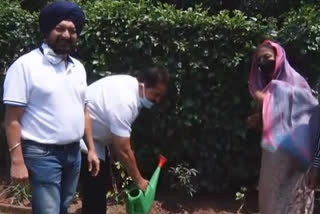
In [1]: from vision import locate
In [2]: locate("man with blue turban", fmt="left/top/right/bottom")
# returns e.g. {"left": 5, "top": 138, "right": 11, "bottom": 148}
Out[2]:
{"left": 3, "top": 1, "right": 100, "bottom": 214}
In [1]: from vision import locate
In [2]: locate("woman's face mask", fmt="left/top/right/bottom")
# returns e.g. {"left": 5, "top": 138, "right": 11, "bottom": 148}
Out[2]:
{"left": 256, "top": 46, "right": 276, "bottom": 82}
{"left": 257, "top": 59, "right": 275, "bottom": 75}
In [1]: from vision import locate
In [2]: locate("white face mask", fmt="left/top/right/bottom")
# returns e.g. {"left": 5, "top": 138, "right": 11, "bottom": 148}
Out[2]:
{"left": 43, "top": 43, "right": 65, "bottom": 64}
{"left": 140, "top": 83, "right": 154, "bottom": 109}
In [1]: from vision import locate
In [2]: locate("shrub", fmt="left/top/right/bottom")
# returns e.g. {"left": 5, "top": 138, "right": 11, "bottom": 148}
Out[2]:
{"left": 1, "top": 0, "right": 320, "bottom": 194}
{"left": 168, "top": 163, "right": 198, "bottom": 197}
{"left": 278, "top": 5, "right": 320, "bottom": 87}
{"left": 0, "top": 1, "right": 40, "bottom": 73}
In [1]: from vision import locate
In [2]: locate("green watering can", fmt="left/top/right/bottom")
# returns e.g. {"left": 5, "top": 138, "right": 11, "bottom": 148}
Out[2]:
{"left": 126, "top": 155, "right": 167, "bottom": 214}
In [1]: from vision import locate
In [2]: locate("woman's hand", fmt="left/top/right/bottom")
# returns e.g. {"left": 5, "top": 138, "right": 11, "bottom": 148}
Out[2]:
{"left": 247, "top": 90, "right": 264, "bottom": 129}
{"left": 247, "top": 113, "right": 262, "bottom": 129}
{"left": 255, "top": 91, "right": 265, "bottom": 102}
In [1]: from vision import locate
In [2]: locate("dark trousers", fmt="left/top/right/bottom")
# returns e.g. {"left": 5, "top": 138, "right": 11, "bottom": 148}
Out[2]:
{"left": 80, "top": 150, "right": 111, "bottom": 214}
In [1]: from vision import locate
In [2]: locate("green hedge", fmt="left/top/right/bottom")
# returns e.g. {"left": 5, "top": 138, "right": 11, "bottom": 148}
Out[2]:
{"left": 278, "top": 5, "right": 320, "bottom": 86}
{"left": 0, "top": 1, "right": 40, "bottom": 72}
{"left": 0, "top": 2, "right": 40, "bottom": 180}
{"left": 1, "top": 0, "right": 320, "bottom": 193}
{"left": 79, "top": 0, "right": 275, "bottom": 192}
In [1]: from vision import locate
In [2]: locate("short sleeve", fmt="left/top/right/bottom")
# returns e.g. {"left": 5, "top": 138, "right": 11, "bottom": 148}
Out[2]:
{"left": 81, "top": 65, "right": 88, "bottom": 104}
{"left": 3, "top": 60, "right": 30, "bottom": 106}
{"left": 109, "top": 104, "right": 134, "bottom": 138}
{"left": 84, "top": 84, "right": 89, "bottom": 104}
{"left": 74, "top": 60, "right": 88, "bottom": 105}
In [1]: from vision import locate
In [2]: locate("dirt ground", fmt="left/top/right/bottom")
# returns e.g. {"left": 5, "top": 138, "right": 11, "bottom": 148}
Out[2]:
{"left": 0, "top": 176, "right": 259, "bottom": 214}
{"left": 106, "top": 198, "right": 258, "bottom": 214}
{"left": 88, "top": 190, "right": 260, "bottom": 214}
{"left": 2, "top": 182, "right": 319, "bottom": 214}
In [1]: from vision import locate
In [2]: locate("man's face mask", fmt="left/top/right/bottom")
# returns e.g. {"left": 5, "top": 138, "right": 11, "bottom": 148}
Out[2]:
{"left": 257, "top": 59, "right": 275, "bottom": 75}
{"left": 140, "top": 83, "right": 155, "bottom": 109}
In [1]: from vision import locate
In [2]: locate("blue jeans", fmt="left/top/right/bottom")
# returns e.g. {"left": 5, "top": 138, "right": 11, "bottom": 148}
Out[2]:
{"left": 23, "top": 140, "right": 81, "bottom": 214}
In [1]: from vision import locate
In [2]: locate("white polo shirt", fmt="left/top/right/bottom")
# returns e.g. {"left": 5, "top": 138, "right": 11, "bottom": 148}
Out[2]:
{"left": 3, "top": 43, "right": 87, "bottom": 145}
{"left": 81, "top": 75, "right": 142, "bottom": 160}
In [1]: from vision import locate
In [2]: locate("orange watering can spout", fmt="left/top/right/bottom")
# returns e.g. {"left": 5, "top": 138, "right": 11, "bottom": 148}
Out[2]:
{"left": 126, "top": 155, "right": 167, "bottom": 214}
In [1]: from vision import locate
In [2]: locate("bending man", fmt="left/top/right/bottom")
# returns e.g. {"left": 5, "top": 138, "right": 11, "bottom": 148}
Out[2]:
{"left": 81, "top": 65, "right": 169, "bottom": 214}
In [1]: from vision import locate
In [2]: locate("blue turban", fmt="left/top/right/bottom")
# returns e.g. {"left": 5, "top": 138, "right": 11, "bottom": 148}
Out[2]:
{"left": 39, "top": 1, "right": 85, "bottom": 36}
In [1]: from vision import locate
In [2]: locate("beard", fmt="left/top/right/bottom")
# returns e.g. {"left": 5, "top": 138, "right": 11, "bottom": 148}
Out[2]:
{"left": 47, "top": 38, "right": 76, "bottom": 55}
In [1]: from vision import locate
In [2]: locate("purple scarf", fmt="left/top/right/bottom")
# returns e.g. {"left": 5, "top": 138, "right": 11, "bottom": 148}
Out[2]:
{"left": 249, "top": 40, "right": 320, "bottom": 166}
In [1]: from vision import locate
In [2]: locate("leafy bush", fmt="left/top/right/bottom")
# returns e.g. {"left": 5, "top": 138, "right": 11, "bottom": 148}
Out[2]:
{"left": 1, "top": 0, "right": 320, "bottom": 195}
{"left": 0, "top": 1, "right": 40, "bottom": 73}
{"left": 168, "top": 163, "right": 198, "bottom": 197}
{"left": 235, "top": 186, "right": 247, "bottom": 213}
{"left": 0, "top": 1, "right": 42, "bottom": 180}
{"left": 78, "top": 0, "right": 277, "bottom": 193}
{"left": 278, "top": 5, "right": 320, "bottom": 87}
{"left": 107, "top": 161, "right": 133, "bottom": 203}
{"left": 154, "top": 0, "right": 320, "bottom": 17}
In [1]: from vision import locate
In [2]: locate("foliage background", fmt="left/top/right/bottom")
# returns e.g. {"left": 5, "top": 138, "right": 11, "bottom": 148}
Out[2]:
{"left": 1, "top": 0, "right": 320, "bottom": 194}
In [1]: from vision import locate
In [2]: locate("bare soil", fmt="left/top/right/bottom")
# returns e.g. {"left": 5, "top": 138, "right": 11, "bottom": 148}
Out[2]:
{"left": 2, "top": 181, "right": 320, "bottom": 214}
{"left": 0, "top": 180, "right": 260, "bottom": 214}
{"left": 99, "top": 190, "right": 259, "bottom": 214}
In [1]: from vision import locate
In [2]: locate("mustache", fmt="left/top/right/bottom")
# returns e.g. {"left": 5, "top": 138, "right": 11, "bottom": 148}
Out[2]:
{"left": 56, "top": 38, "right": 74, "bottom": 44}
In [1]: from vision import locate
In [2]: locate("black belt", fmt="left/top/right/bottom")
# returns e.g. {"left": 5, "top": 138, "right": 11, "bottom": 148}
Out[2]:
{"left": 23, "top": 139, "right": 79, "bottom": 150}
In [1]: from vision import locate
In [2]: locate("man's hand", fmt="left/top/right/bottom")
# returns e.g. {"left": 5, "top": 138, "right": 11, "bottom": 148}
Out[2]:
{"left": 112, "top": 134, "right": 149, "bottom": 192}
{"left": 137, "top": 178, "right": 149, "bottom": 192}
{"left": 87, "top": 150, "right": 100, "bottom": 176}
{"left": 11, "top": 159, "right": 29, "bottom": 184}
{"left": 305, "top": 166, "right": 320, "bottom": 190}
{"left": 5, "top": 105, "right": 27, "bottom": 183}
{"left": 83, "top": 105, "right": 100, "bottom": 176}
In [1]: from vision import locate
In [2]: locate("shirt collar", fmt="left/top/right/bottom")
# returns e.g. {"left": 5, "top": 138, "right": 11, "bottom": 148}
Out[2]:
{"left": 40, "top": 43, "right": 74, "bottom": 65}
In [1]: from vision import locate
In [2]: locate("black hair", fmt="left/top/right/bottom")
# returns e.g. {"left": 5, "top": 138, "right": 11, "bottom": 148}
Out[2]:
{"left": 137, "top": 64, "right": 169, "bottom": 88}
{"left": 257, "top": 43, "right": 277, "bottom": 57}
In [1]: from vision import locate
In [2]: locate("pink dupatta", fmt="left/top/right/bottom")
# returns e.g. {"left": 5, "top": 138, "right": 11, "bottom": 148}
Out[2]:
{"left": 249, "top": 40, "right": 320, "bottom": 166}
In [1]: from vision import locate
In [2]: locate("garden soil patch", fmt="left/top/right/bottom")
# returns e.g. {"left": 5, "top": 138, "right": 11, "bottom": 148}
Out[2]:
{"left": 3, "top": 183, "right": 319, "bottom": 214}
{"left": 70, "top": 190, "right": 260, "bottom": 214}
{"left": 0, "top": 181, "right": 260, "bottom": 214}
